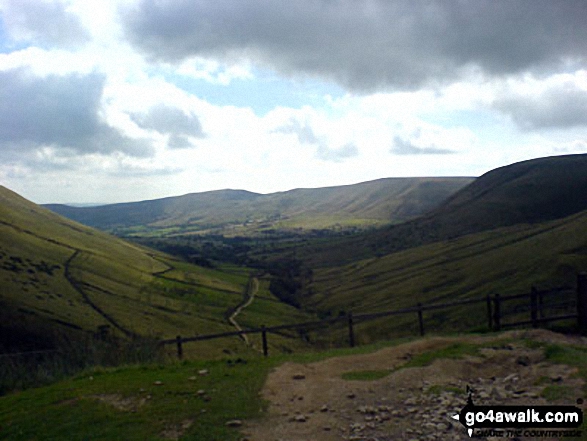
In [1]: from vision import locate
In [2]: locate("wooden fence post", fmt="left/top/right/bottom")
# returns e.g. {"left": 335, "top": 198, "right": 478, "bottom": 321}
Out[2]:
{"left": 176, "top": 335, "right": 183, "bottom": 360}
{"left": 261, "top": 325, "right": 268, "bottom": 357}
{"left": 417, "top": 303, "right": 425, "bottom": 336}
{"left": 348, "top": 313, "right": 355, "bottom": 348}
{"left": 493, "top": 294, "right": 501, "bottom": 331}
{"left": 530, "top": 286, "right": 538, "bottom": 328}
{"left": 578, "top": 273, "right": 587, "bottom": 334}
{"left": 486, "top": 295, "right": 493, "bottom": 331}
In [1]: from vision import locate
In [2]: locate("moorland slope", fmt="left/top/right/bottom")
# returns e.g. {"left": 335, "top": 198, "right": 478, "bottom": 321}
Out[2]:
{"left": 298, "top": 154, "right": 587, "bottom": 267}
{"left": 45, "top": 177, "right": 473, "bottom": 235}
{"left": 0, "top": 186, "right": 310, "bottom": 355}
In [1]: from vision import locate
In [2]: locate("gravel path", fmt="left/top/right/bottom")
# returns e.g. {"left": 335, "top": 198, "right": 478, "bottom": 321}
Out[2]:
{"left": 243, "top": 329, "right": 586, "bottom": 441}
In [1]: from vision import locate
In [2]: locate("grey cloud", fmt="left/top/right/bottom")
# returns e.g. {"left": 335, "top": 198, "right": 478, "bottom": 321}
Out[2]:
{"left": 130, "top": 104, "right": 206, "bottom": 141}
{"left": 316, "top": 142, "right": 359, "bottom": 162}
{"left": 273, "top": 119, "right": 357, "bottom": 161}
{"left": 273, "top": 119, "right": 319, "bottom": 144}
{"left": 494, "top": 84, "right": 587, "bottom": 131}
{"left": 121, "top": 0, "right": 587, "bottom": 91}
{"left": 167, "top": 134, "right": 192, "bottom": 149}
{"left": 1, "top": 0, "right": 90, "bottom": 48}
{"left": 0, "top": 68, "right": 153, "bottom": 159}
{"left": 391, "top": 136, "right": 454, "bottom": 155}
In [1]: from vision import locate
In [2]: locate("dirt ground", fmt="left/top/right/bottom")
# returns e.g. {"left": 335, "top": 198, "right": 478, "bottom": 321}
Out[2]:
{"left": 243, "top": 329, "right": 587, "bottom": 441}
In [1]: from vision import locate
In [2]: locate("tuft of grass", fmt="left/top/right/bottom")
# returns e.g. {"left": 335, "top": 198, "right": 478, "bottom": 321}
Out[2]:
{"left": 425, "top": 384, "right": 465, "bottom": 396}
{"left": 400, "top": 342, "right": 481, "bottom": 369}
{"left": 543, "top": 344, "right": 587, "bottom": 394}
{"left": 540, "top": 384, "right": 575, "bottom": 402}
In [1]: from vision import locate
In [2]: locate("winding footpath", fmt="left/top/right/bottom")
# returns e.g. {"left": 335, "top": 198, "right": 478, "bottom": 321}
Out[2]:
{"left": 228, "top": 276, "right": 259, "bottom": 346}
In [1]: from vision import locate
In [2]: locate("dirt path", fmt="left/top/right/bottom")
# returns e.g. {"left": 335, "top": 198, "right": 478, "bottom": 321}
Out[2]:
{"left": 243, "top": 329, "right": 586, "bottom": 441}
{"left": 64, "top": 250, "right": 136, "bottom": 337}
{"left": 228, "top": 276, "right": 259, "bottom": 345}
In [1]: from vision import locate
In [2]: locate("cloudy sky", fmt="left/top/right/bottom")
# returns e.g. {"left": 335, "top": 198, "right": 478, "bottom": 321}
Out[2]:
{"left": 0, "top": 0, "right": 586, "bottom": 204}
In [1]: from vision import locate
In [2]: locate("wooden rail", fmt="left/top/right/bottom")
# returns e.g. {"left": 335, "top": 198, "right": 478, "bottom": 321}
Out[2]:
{"left": 162, "top": 273, "right": 587, "bottom": 359}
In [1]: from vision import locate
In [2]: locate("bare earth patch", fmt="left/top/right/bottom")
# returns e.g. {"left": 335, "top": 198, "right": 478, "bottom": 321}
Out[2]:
{"left": 91, "top": 393, "right": 148, "bottom": 412}
{"left": 243, "top": 330, "right": 586, "bottom": 441}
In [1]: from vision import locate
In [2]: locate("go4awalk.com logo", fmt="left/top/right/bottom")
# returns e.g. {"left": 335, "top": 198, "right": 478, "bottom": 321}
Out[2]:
{"left": 451, "top": 388, "right": 584, "bottom": 438}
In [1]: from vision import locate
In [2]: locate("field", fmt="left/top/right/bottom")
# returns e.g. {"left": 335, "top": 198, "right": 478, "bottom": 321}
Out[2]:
{"left": 0, "top": 186, "right": 314, "bottom": 362}
{"left": 301, "top": 209, "right": 587, "bottom": 343}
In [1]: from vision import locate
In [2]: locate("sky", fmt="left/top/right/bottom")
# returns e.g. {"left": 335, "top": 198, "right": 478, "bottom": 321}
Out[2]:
{"left": 0, "top": 0, "right": 586, "bottom": 204}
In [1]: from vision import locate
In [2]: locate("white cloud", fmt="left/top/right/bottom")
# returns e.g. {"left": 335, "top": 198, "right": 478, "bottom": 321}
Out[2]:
{"left": 0, "top": 0, "right": 586, "bottom": 204}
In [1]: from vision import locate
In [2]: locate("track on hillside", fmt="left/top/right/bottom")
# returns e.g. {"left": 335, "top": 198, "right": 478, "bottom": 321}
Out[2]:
{"left": 227, "top": 275, "right": 259, "bottom": 346}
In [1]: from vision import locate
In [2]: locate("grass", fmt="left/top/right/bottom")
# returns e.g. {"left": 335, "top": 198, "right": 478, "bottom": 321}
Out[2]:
{"left": 0, "top": 356, "right": 278, "bottom": 441}
{"left": 0, "top": 185, "right": 318, "bottom": 373}
{"left": 307, "top": 209, "right": 587, "bottom": 343}
{"left": 543, "top": 344, "right": 587, "bottom": 393}
{"left": 400, "top": 342, "right": 481, "bottom": 369}
{"left": 0, "top": 337, "right": 413, "bottom": 440}
{"left": 45, "top": 177, "right": 472, "bottom": 237}
{"left": 3, "top": 331, "right": 586, "bottom": 440}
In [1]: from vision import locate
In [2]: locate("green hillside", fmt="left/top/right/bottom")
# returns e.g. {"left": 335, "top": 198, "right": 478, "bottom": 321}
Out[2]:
{"left": 0, "top": 186, "right": 312, "bottom": 358}
{"left": 45, "top": 177, "right": 473, "bottom": 236}
{"left": 297, "top": 154, "right": 587, "bottom": 267}
{"left": 303, "top": 208, "right": 587, "bottom": 342}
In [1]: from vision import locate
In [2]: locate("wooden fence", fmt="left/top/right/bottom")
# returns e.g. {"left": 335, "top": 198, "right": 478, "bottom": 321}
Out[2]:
{"left": 162, "top": 273, "right": 587, "bottom": 359}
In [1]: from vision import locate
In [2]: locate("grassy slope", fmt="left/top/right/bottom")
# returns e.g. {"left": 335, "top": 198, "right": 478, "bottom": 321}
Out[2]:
{"left": 1, "top": 333, "right": 586, "bottom": 440}
{"left": 45, "top": 177, "right": 473, "bottom": 234}
{"left": 0, "top": 186, "right": 312, "bottom": 357}
{"left": 306, "top": 208, "right": 587, "bottom": 341}
{"left": 298, "top": 153, "right": 587, "bottom": 267}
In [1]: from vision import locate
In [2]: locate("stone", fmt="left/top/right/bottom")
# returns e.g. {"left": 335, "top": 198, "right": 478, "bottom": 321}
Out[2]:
{"left": 226, "top": 420, "right": 243, "bottom": 428}
{"left": 198, "top": 369, "right": 209, "bottom": 376}
{"left": 292, "top": 373, "right": 306, "bottom": 380}
{"left": 294, "top": 414, "right": 308, "bottom": 423}
{"left": 516, "top": 356, "right": 530, "bottom": 366}
{"left": 196, "top": 389, "right": 206, "bottom": 396}
{"left": 153, "top": 381, "right": 163, "bottom": 386}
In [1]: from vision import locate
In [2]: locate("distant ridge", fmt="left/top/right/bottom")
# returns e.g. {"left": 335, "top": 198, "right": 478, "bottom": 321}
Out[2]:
{"left": 45, "top": 177, "right": 474, "bottom": 233}
{"left": 301, "top": 154, "right": 587, "bottom": 266}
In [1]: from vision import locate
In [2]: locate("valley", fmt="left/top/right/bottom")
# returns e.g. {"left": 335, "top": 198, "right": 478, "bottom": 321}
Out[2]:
{"left": 2, "top": 153, "right": 587, "bottom": 440}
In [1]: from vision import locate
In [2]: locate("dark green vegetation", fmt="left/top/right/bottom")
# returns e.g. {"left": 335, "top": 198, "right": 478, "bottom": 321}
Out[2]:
{"left": 32, "top": 154, "right": 587, "bottom": 349}
{"left": 0, "top": 185, "right": 315, "bottom": 392}
{"left": 293, "top": 154, "right": 587, "bottom": 266}
{"left": 45, "top": 177, "right": 473, "bottom": 236}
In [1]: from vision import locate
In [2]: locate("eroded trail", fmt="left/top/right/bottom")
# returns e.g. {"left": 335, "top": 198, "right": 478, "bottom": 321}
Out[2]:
{"left": 243, "top": 329, "right": 586, "bottom": 441}
{"left": 228, "top": 275, "right": 259, "bottom": 345}
{"left": 64, "top": 250, "right": 136, "bottom": 337}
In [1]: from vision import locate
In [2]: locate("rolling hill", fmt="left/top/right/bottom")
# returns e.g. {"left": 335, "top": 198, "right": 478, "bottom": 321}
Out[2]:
{"left": 297, "top": 154, "right": 587, "bottom": 267}
{"left": 0, "top": 186, "right": 312, "bottom": 356}
{"left": 44, "top": 177, "right": 473, "bottom": 236}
